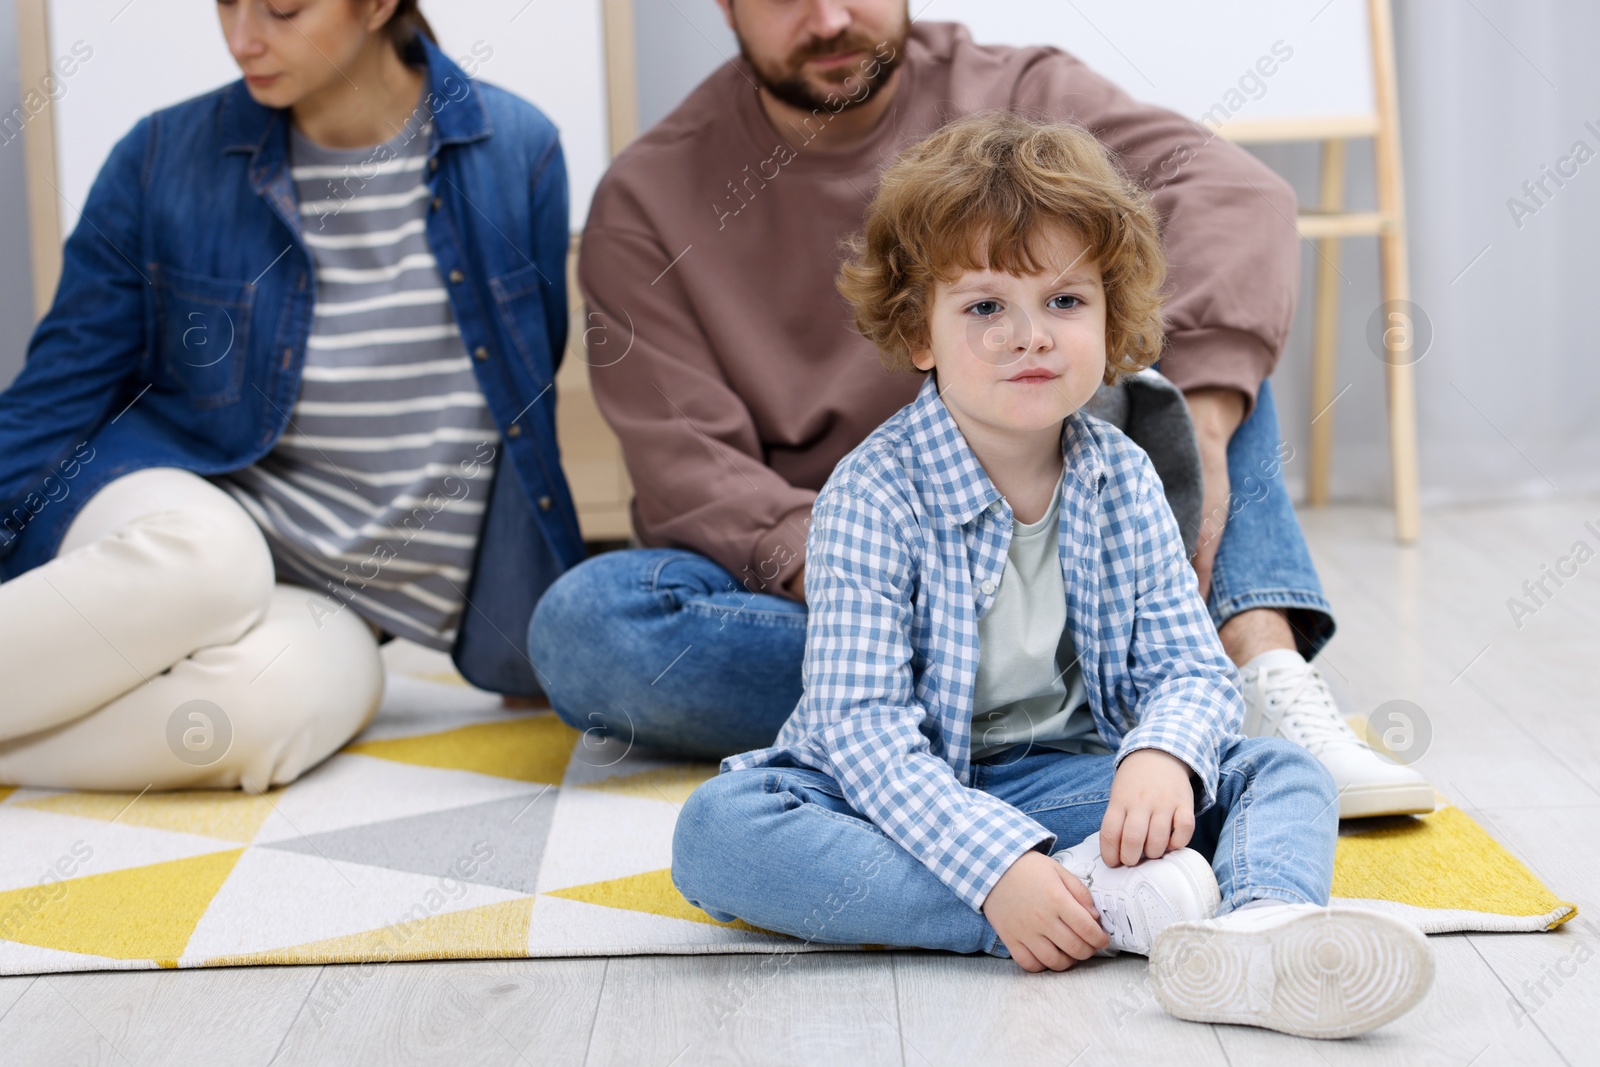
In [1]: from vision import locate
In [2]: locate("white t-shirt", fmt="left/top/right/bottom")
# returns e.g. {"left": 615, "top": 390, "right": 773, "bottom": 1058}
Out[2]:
{"left": 971, "top": 471, "right": 1110, "bottom": 761}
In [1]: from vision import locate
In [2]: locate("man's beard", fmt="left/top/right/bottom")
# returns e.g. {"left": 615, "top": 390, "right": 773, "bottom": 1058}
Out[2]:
{"left": 735, "top": 22, "right": 907, "bottom": 115}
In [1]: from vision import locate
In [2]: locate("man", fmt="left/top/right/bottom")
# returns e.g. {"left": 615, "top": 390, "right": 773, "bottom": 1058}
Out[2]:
{"left": 529, "top": 0, "right": 1430, "bottom": 818}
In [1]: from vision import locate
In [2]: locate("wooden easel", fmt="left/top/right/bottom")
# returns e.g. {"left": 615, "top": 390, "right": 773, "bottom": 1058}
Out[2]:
{"left": 1217, "top": 0, "right": 1419, "bottom": 543}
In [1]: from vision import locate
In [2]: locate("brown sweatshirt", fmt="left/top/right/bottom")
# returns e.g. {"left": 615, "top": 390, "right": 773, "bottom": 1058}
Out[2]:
{"left": 578, "top": 21, "right": 1300, "bottom": 600}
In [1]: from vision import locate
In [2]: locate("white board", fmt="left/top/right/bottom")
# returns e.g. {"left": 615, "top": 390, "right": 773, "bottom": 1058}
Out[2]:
{"left": 913, "top": 0, "right": 1374, "bottom": 128}
{"left": 43, "top": 0, "right": 609, "bottom": 236}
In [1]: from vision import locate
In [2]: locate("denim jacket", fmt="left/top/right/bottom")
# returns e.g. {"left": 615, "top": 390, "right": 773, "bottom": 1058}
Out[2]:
{"left": 0, "top": 36, "right": 583, "bottom": 695}
{"left": 722, "top": 374, "right": 1245, "bottom": 911}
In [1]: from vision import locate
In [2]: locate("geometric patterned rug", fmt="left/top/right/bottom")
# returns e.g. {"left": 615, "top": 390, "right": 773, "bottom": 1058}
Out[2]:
{"left": 0, "top": 659, "right": 787, "bottom": 976}
{"left": 0, "top": 651, "right": 1574, "bottom": 975}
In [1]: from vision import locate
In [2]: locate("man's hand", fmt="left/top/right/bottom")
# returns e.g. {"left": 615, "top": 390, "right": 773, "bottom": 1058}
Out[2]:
{"left": 1101, "top": 749, "right": 1197, "bottom": 867}
{"left": 1183, "top": 387, "right": 1247, "bottom": 600}
{"left": 784, "top": 562, "right": 806, "bottom": 603}
{"left": 981, "top": 850, "right": 1110, "bottom": 972}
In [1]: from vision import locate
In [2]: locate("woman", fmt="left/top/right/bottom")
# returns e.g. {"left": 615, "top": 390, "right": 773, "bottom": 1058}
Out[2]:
{"left": 0, "top": 0, "right": 583, "bottom": 793}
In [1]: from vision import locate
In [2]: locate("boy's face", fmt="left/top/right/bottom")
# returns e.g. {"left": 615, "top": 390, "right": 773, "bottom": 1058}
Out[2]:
{"left": 910, "top": 226, "right": 1108, "bottom": 439}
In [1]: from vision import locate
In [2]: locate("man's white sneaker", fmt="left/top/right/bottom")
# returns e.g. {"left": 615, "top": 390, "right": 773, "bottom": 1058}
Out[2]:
{"left": 1149, "top": 902, "right": 1435, "bottom": 1039}
{"left": 1239, "top": 650, "right": 1434, "bottom": 819}
{"left": 1051, "top": 833, "right": 1221, "bottom": 955}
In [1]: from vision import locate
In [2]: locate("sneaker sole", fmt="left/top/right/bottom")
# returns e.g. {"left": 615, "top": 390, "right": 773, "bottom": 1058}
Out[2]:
{"left": 1337, "top": 782, "right": 1437, "bottom": 819}
{"left": 1148, "top": 907, "right": 1434, "bottom": 1039}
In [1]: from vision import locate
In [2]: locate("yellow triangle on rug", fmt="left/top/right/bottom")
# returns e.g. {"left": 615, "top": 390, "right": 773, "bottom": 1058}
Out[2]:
{"left": 345, "top": 715, "right": 578, "bottom": 784}
{"left": 0, "top": 848, "right": 243, "bottom": 963}
{"left": 547, "top": 868, "right": 763, "bottom": 932}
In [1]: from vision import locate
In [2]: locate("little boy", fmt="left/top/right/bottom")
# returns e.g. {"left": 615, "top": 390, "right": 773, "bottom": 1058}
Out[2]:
{"left": 673, "top": 113, "right": 1433, "bottom": 1039}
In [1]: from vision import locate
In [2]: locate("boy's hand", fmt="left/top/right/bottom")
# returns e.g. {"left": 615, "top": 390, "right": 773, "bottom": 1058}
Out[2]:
{"left": 981, "top": 851, "right": 1110, "bottom": 972}
{"left": 1101, "top": 749, "right": 1197, "bottom": 867}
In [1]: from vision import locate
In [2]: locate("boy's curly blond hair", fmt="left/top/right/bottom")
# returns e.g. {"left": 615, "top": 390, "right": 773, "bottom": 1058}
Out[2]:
{"left": 836, "top": 111, "right": 1168, "bottom": 381}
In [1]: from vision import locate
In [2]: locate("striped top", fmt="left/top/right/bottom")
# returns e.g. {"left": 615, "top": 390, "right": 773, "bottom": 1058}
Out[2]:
{"left": 222, "top": 112, "right": 499, "bottom": 649}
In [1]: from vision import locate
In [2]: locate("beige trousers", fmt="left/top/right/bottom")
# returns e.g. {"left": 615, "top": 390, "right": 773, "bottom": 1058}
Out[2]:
{"left": 0, "top": 468, "right": 383, "bottom": 793}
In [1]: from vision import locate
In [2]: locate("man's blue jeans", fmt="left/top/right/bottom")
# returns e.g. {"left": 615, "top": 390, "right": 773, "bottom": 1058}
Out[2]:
{"left": 670, "top": 738, "right": 1338, "bottom": 955}
{"left": 528, "top": 379, "right": 1335, "bottom": 759}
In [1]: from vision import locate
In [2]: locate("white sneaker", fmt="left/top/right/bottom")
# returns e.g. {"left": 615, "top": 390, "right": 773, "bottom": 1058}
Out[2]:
{"left": 1240, "top": 650, "right": 1434, "bottom": 819}
{"left": 1149, "top": 902, "right": 1435, "bottom": 1039}
{"left": 1051, "top": 833, "right": 1221, "bottom": 955}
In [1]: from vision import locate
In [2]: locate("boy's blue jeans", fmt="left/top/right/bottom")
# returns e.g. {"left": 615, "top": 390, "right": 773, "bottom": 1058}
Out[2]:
{"left": 671, "top": 739, "right": 1339, "bottom": 956}
{"left": 527, "top": 379, "right": 1335, "bottom": 760}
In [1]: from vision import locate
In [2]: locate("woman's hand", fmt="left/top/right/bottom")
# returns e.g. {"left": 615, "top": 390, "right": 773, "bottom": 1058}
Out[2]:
{"left": 981, "top": 850, "right": 1110, "bottom": 972}
{"left": 1100, "top": 748, "right": 1197, "bottom": 867}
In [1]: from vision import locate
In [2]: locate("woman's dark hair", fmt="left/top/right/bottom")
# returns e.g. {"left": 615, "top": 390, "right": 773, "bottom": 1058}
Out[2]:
{"left": 382, "top": 0, "right": 436, "bottom": 55}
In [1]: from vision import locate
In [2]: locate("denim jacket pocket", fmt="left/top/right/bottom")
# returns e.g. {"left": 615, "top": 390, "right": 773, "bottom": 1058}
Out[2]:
{"left": 487, "top": 260, "right": 553, "bottom": 385}
{"left": 152, "top": 265, "right": 254, "bottom": 409}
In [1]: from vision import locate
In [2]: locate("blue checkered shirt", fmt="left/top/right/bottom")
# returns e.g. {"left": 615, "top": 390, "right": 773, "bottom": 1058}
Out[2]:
{"left": 721, "top": 373, "right": 1245, "bottom": 912}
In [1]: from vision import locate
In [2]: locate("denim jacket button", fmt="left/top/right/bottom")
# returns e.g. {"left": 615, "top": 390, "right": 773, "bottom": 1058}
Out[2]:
{"left": 474, "top": 346, "right": 489, "bottom": 361}
{"left": 507, "top": 423, "right": 523, "bottom": 438}
{"left": 449, "top": 269, "right": 465, "bottom": 284}
{"left": 537, "top": 495, "right": 553, "bottom": 511}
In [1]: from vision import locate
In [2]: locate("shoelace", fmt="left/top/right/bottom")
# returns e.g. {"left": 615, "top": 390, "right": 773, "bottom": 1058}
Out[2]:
{"left": 1073, "top": 863, "right": 1136, "bottom": 945}
{"left": 1259, "top": 664, "right": 1363, "bottom": 755}
{"left": 1096, "top": 893, "right": 1133, "bottom": 943}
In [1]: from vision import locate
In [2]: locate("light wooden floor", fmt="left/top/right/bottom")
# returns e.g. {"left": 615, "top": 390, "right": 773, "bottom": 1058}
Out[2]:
{"left": 3, "top": 498, "right": 1597, "bottom": 1066}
